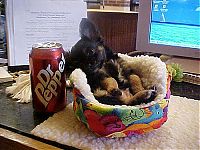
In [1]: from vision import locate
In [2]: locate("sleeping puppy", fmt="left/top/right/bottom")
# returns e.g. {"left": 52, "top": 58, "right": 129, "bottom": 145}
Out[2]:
{"left": 66, "top": 18, "right": 157, "bottom": 106}
{"left": 94, "top": 58, "right": 157, "bottom": 105}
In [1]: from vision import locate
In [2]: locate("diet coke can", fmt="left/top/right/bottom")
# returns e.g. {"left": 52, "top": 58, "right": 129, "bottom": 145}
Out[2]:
{"left": 29, "top": 42, "right": 66, "bottom": 113}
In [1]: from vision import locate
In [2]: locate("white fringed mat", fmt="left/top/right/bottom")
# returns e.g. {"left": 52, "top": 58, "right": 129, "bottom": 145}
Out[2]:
{"left": 31, "top": 95, "right": 200, "bottom": 150}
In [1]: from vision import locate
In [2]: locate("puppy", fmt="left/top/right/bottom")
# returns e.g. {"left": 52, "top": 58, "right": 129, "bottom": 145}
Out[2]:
{"left": 66, "top": 18, "right": 157, "bottom": 106}
{"left": 65, "top": 18, "right": 115, "bottom": 91}
{"left": 94, "top": 57, "right": 157, "bottom": 105}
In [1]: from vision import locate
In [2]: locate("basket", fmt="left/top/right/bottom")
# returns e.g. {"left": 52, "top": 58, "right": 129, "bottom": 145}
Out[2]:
{"left": 71, "top": 54, "right": 172, "bottom": 138}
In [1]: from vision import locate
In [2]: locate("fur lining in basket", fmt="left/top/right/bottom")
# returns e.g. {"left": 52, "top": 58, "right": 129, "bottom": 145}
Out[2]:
{"left": 70, "top": 54, "right": 168, "bottom": 108}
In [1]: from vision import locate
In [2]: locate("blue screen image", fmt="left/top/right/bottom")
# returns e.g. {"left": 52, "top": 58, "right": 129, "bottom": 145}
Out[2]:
{"left": 150, "top": 0, "right": 200, "bottom": 49}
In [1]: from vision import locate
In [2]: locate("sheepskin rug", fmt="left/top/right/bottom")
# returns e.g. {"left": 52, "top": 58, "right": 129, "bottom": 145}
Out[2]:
{"left": 31, "top": 95, "right": 200, "bottom": 150}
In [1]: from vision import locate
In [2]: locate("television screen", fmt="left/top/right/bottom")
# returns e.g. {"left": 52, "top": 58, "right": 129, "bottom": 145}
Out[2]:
{"left": 150, "top": 0, "right": 200, "bottom": 49}
{"left": 136, "top": 0, "right": 200, "bottom": 59}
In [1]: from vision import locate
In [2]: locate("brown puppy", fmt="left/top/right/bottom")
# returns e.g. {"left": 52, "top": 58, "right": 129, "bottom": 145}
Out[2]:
{"left": 66, "top": 18, "right": 157, "bottom": 106}
{"left": 94, "top": 58, "right": 157, "bottom": 105}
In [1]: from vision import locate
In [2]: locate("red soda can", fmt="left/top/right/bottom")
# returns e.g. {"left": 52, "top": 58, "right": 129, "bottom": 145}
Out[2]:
{"left": 29, "top": 42, "right": 66, "bottom": 113}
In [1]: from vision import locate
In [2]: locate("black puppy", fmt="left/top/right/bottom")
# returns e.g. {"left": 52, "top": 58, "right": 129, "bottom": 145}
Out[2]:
{"left": 65, "top": 18, "right": 117, "bottom": 92}
{"left": 66, "top": 18, "right": 157, "bottom": 106}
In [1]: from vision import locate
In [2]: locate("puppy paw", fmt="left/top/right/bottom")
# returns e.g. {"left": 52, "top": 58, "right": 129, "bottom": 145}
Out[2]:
{"left": 150, "top": 85, "right": 157, "bottom": 91}
{"left": 93, "top": 89, "right": 108, "bottom": 97}
{"left": 145, "top": 90, "right": 157, "bottom": 103}
{"left": 126, "top": 89, "right": 157, "bottom": 106}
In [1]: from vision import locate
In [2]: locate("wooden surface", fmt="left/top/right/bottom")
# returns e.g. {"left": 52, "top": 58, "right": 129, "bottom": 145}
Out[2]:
{"left": 87, "top": 10, "right": 138, "bottom": 53}
{"left": 0, "top": 128, "right": 61, "bottom": 150}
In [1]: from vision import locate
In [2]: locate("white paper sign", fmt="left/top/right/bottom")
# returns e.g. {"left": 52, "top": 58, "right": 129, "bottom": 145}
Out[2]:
{"left": 6, "top": 0, "right": 87, "bottom": 66}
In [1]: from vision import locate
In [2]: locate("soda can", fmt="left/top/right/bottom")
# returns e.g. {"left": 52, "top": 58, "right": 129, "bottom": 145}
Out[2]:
{"left": 29, "top": 42, "right": 66, "bottom": 113}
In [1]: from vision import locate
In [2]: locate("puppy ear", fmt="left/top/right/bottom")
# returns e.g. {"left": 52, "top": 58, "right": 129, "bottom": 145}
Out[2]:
{"left": 79, "top": 18, "right": 101, "bottom": 41}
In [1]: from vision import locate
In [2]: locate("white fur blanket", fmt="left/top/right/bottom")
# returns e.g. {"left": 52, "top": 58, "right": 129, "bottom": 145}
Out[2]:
{"left": 31, "top": 95, "right": 200, "bottom": 150}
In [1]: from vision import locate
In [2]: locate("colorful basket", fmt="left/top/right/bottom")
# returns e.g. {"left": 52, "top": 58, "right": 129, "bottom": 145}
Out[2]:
{"left": 71, "top": 55, "right": 172, "bottom": 138}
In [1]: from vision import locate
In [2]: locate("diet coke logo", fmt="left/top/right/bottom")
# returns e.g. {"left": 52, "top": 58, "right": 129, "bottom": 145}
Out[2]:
{"left": 35, "top": 53, "right": 65, "bottom": 107}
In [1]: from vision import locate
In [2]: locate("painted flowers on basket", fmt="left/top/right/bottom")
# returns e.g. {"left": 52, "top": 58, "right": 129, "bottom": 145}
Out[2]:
{"left": 73, "top": 88, "right": 169, "bottom": 138}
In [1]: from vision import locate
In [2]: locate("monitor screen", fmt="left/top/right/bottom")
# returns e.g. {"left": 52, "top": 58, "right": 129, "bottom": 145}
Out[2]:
{"left": 136, "top": 0, "right": 200, "bottom": 59}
